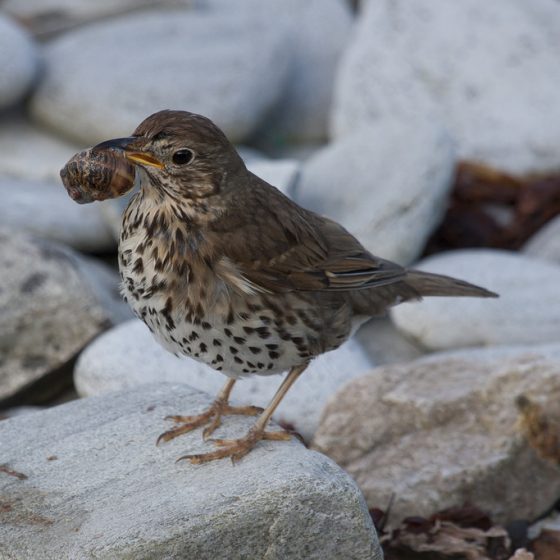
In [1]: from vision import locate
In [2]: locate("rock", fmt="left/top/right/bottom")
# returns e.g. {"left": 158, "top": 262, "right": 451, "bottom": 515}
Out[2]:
{"left": 74, "top": 319, "right": 374, "bottom": 441}
{"left": 0, "top": 115, "right": 81, "bottom": 184}
{"left": 332, "top": 0, "right": 560, "bottom": 173}
{"left": 355, "top": 318, "right": 426, "bottom": 365}
{"left": 0, "top": 178, "right": 116, "bottom": 252}
{"left": 0, "top": 383, "right": 381, "bottom": 559}
{"left": 208, "top": 0, "right": 353, "bottom": 143}
{"left": 0, "top": 16, "right": 37, "bottom": 108}
{"left": 313, "top": 343, "right": 560, "bottom": 526}
{"left": 295, "top": 120, "right": 455, "bottom": 264}
{"left": 2, "top": 0, "right": 188, "bottom": 36}
{"left": 247, "top": 158, "right": 300, "bottom": 196}
{"left": 30, "top": 10, "right": 291, "bottom": 144}
{"left": 391, "top": 249, "right": 560, "bottom": 349}
{"left": 0, "top": 230, "right": 127, "bottom": 403}
{"left": 523, "top": 216, "right": 560, "bottom": 265}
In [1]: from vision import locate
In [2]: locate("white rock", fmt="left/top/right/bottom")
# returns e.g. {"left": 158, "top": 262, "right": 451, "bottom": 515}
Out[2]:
{"left": 295, "top": 120, "right": 455, "bottom": 264}
{"left": 0, "top": 230, "right": 115, "bottom": 402}
{"left": 332, "top": 0, "right": 560, "bottom": 173}
{"left": 313, "top": 343, "right": 560, "bottom": 526}
{"left": 0, "top": 178, "right": 116, "bottom": 252}
{"left": 523, "top": 216, "right": 560, "bottom": 265}
{"left": 0, "top": 16, "right": 37, "bottom": 108}
{"left": 0, "top": 115, "right": 81, "bottom": 184}
{"left": 247, "top": 158, "right": 300, "bottom": 196}
{"left": 206, "top": 0, "right": 353, "bottom": 142}
{"left": 2, "top": 0, "right": 185, "bottom": 25}
{"left": 391, "top": 249, "right": 560, "bottom": 350}
{"left": 0, "top": 383, "right": 381, "bottom": 560}
{"left": 355, "top": 318, "right": 426, "bottom": 365}
{"left": 30, "top": 10, "right": 291, "bottom": 144}
{"left": 75, "top": 319, "right": 374, "bottom": 440}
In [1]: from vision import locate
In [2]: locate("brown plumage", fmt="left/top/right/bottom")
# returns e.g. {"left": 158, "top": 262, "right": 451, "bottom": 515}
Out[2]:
{"left": 61, "top": 109, "right": 497, "bottom": 463}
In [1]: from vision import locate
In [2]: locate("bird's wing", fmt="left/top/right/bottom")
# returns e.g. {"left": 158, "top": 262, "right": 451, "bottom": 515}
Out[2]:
{"left": 210, "top": 182, "right": 405, "bottom": 294}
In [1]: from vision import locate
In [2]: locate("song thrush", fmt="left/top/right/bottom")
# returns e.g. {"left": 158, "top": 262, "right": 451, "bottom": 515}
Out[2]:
{"left": 63, "top": 110, "right": 497, "bottom": 464}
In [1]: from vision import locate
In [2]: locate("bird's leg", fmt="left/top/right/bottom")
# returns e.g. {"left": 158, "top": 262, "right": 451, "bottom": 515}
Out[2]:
{"left": 178, "top": 363, "right": 308, "bottom": 464}
{"left": 157, "top": 378, "right": 263, "bottom": 444}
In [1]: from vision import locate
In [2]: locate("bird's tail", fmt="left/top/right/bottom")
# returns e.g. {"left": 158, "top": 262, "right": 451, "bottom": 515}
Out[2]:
{"left": 405, "top": 270, "right": 498, "bottom": 298}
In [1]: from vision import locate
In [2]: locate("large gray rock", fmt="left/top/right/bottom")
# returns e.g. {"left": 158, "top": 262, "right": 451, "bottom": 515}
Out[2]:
{"left": 0, "top": 178, "right": 115, "bottom": 252}
{"left": 391, "top": 249, "right": 560, "bottom": 350}
{"left": 313, "top": 343, "right": 560, "bottom": 526}
{"left": 295, "top": 119, "right": 455, "bottom": 264}
{"left": 523, "top": 216, "right": 560, "bottom": 265}
{"left": 74, "top": 319, "right": 374, "bottom": 441}
{"left": 332, "top": 0, "right": 560, "bottom": 173}
{"left": 0, "top": 383, "right": 381, "bottom": 559}
{"left": 0, "top": 230, "right": 128, "bottom": 403}
{"left": 30, "top": 10, "right": 291, "bottom": 144}
{"left": 0, "top": 16, "right": 37, "bottom": 108}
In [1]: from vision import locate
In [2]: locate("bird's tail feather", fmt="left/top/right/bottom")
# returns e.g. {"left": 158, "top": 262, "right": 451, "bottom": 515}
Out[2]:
{"left": 405, "top": 270, "right": 498, "bottom": 298}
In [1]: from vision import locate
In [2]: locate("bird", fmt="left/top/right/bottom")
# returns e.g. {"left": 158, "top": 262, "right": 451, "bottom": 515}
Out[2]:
{"left": 80, "top": 109, "right": 497, "bottom": 464}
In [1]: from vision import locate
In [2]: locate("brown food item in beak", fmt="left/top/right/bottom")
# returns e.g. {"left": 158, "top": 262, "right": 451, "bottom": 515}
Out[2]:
{"left": 60, "top": 147, "right": 136, "bottom": 204}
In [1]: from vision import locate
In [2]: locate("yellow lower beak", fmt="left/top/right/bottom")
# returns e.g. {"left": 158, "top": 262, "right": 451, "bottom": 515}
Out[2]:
{"left": 124, "top": 152, "right": 164, "bottom": 169}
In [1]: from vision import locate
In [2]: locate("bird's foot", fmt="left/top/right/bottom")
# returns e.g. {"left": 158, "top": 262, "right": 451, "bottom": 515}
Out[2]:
{"left": 156, "top": 401, "right": 263, "bottom": 444}
{"left": 177, "top": 427, "right": 292, "bottom": 464}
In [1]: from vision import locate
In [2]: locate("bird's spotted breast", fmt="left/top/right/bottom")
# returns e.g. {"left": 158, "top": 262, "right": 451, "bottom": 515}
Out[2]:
{"left": 119, "top": 201, "right": 320, "bottom": 377}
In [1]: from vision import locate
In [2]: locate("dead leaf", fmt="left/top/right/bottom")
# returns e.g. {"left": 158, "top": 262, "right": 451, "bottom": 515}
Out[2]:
{"left": 530, "top": 530, "right": 560, "bottom": 560}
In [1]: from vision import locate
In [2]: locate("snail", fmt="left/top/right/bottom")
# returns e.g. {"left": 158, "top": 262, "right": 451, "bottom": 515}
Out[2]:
{"left": 60, "top": 147, "right": 136, "bottom": 204}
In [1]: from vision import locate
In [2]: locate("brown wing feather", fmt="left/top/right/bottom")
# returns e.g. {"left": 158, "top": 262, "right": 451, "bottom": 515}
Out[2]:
{"left": 209, "top": 176, "right": 405, "bottom": 294}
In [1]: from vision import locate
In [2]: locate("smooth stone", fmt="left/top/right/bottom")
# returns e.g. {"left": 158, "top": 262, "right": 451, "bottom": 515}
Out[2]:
{"left": 247, "top": 158, "right": 300, "bottom": 196}
{"left": 0, "top": 16, "right": 37, "bottom": 108}
{"left": 522, "top": 216, "right": 560, "bottom": 265}
{"left": 0, "top": 230, "right": 128, "bottom": 403}
{"left": 206, "top": 0, "right": 353, "bottom": 143}
{"left": 0, "top": 383, "right": 381, "bottom": 560}
{"left": 295, "top": 120, "right": 455, "bottom": 264}
{"left": 391, "top": 249, "right": 560, "bottom": 350}
{"left": 0, "top": 115, "right": 81, "bottom": 184}
{"left": 30, "top": 10, "right": 291, "bottom": 144}
{"left": 0, "top": 178, "right": 115, "bottom": 252}
{"left": 2, "top": 0, "right": 186, "bottom": 35}
{"left": 332, "top": 0, "right": 560, "bottom": 173}
{"left": 313, "top": 343, "right": 560, "bottom": 526}
{"left": 355, "top": 318, "right": 426, "bottom": 366}
{"left": 74, "top": 319, "right": 375, "bottom": 441}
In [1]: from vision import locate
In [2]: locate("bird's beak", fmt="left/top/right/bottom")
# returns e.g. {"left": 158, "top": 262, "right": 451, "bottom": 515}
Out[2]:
{"left": 93, "top": 137, "right": 164, "bottom": 169}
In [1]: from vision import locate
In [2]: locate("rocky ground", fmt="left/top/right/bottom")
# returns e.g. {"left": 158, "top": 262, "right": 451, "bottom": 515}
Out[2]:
{"left": 1, "top": 1, "right": 560, "bottom": 559}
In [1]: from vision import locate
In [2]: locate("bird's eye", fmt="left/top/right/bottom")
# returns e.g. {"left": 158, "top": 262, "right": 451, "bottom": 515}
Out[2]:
{"left": 172, "top": 149, "right": 195, "bottom": 165}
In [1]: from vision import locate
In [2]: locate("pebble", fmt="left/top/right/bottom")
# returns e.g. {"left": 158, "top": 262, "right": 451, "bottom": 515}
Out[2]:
{"left": 30, "top": 10, "right": 291, "bottom": 144}
{"left": 0, "top": 16, "right": 38, "bottom": 108}
{"left": 0, "top": 230, "right": 128, "bottom": 403}
{"left": 313, "top": 343, "right": 560, "bottom": 526}
{"left": 0, "top": 178, "right": 115, "bottom": 252}
{"left": 391, "top": 249, "right": 560, "bottom": 350}
{"left": 296, "top": 119, "right": 455, "bottom": 264}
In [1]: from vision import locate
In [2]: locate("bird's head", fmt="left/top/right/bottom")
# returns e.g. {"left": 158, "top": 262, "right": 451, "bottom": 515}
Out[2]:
{"left": 94, "top": 110, "right": 246, "bottom": 199}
